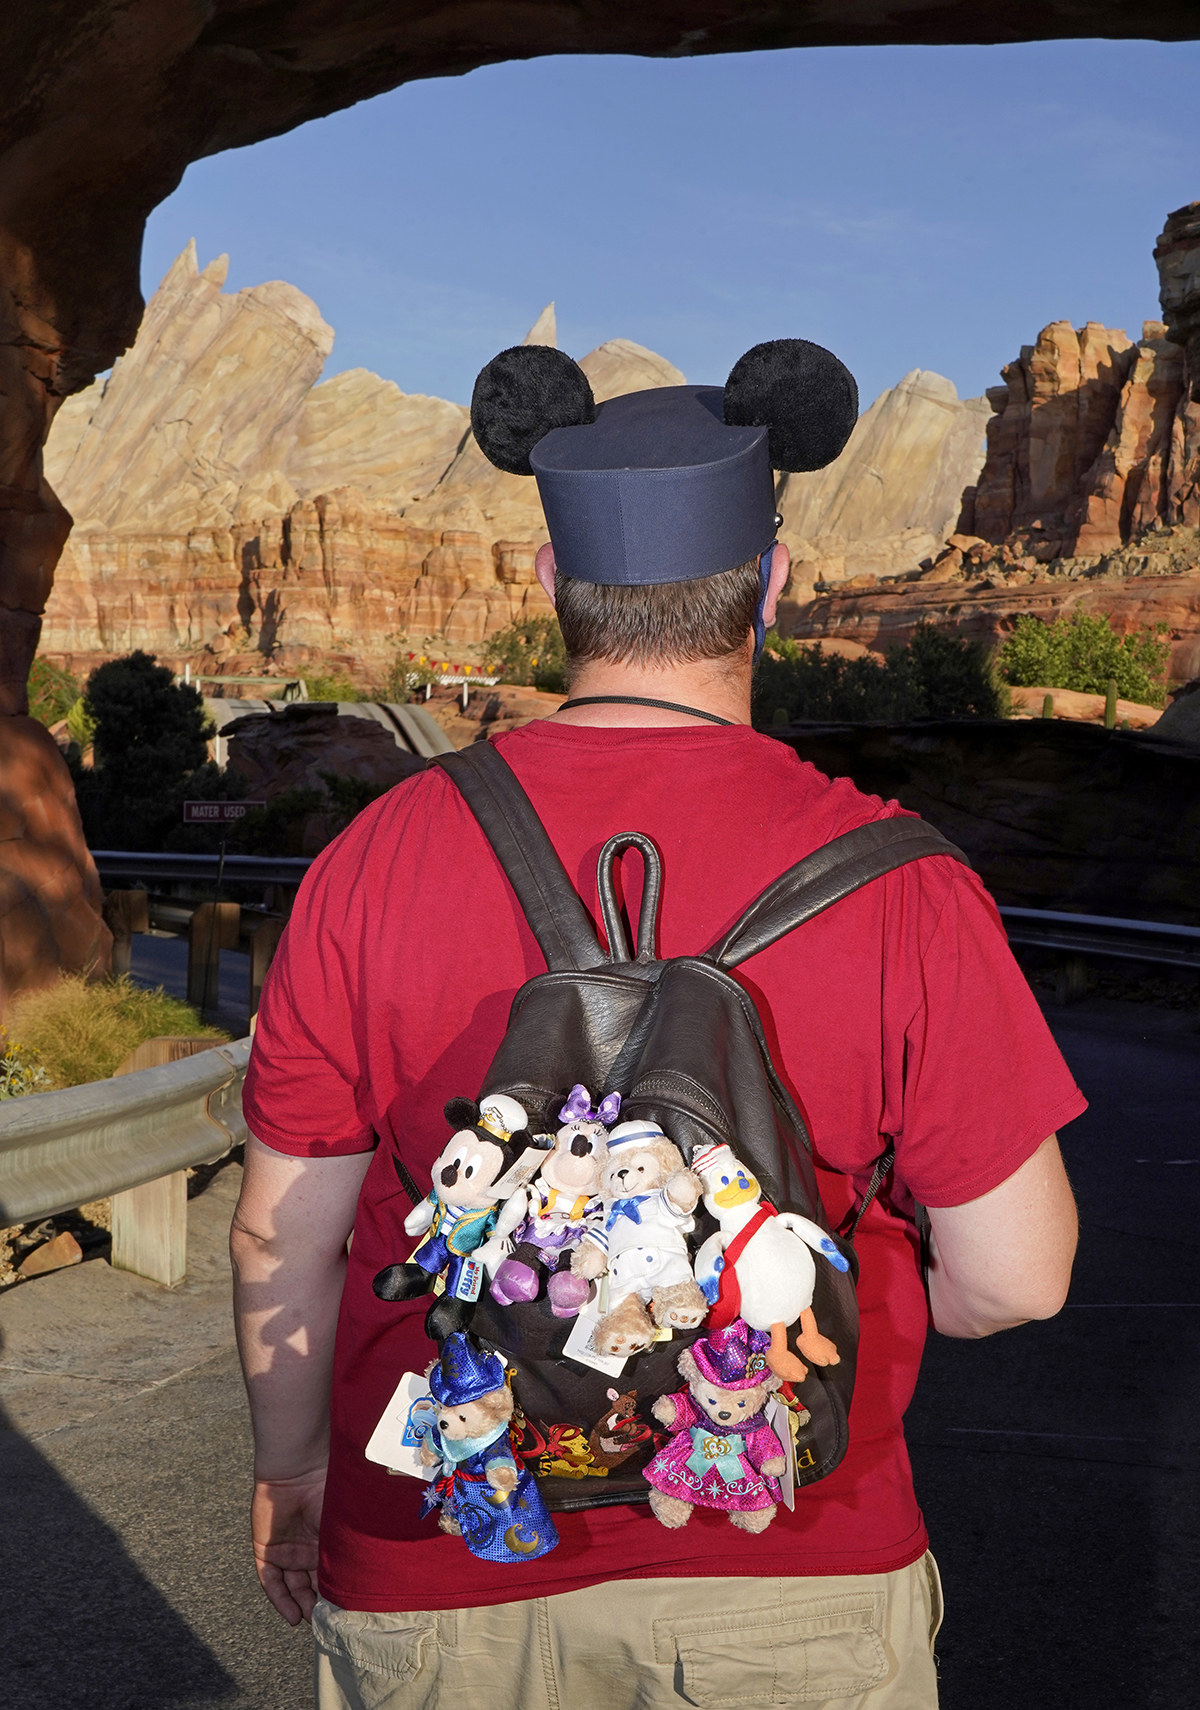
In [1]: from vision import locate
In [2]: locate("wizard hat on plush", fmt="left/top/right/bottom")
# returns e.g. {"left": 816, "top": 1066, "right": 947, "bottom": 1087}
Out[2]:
{"left": 429, "top": 1333, "right": 508, "bottom": 1408}
{"left": 690, "top": 1321, "right": 774, "bottom": 1392}
{"left": 470, "top": 338, "right": 858, "bottom": 644}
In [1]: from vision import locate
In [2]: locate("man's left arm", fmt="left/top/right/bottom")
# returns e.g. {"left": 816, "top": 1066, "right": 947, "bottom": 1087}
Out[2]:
{"left": 231, "top": 1133, "right": 373, "bottom": 1625}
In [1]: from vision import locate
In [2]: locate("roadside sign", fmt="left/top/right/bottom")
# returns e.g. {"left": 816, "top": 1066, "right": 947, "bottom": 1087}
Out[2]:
{"left": 182, "top": 801, "right": 266, "bottom": 823}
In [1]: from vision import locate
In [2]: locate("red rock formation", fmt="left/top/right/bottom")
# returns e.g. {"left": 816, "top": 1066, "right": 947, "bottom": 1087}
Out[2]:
{"left": 0, "top": 718, "right": 111, "bottom": 1011}
{"left": 966, "top": 204, "right": 1200, "bottom": 557}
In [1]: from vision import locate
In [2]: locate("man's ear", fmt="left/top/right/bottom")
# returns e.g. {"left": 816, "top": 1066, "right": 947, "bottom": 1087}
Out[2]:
{"left": 534, "top": 542, "right": 557, "bottom": 607}
{"left": 762, "top": 543, "right": 791, "bottom": 629}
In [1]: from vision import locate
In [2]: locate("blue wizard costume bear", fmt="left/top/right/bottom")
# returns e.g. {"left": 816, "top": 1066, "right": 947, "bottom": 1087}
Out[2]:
{"left": 420, "top": 1333, "right": 559, "bottom": 1564}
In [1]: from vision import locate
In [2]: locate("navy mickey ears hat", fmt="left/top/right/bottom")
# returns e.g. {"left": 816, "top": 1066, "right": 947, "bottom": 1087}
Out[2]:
{"left": 470, "top": 339, "right": 858, "bottom": 586}
{"left": 429, "top": 1332, "right": 507, "bottom": 1408}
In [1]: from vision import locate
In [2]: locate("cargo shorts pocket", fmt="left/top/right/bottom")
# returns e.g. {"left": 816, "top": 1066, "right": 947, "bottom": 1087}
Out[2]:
{"left": 654, "top": 1595, "right": 889, "bottom": 1706}
{"left": 312, "top": 1599, "right": 440, "bottom": 1710}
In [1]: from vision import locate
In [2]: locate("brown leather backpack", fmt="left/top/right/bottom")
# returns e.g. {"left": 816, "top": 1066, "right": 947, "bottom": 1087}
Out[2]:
{"left": 402, "top": 741, "right": 965, "bottom": 1512}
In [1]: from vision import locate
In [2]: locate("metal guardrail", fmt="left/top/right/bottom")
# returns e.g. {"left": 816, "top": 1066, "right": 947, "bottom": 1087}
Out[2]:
{"left": 94, "top": 851, "right": 312, "bottom": 885}
{"left": 0, "top": 1038, "right": 251, "bottom": 1226}
{"left": 998, "top": 907, "right": 1200, "bottom": 974}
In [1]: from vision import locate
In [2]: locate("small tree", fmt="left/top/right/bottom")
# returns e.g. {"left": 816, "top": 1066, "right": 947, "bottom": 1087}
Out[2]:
{"left": 484, "top": 616, "right": 568, "bottom": 694}
{"left": 996, "top": 612, "right": 1170, "bottom": 706}
{"left": 74, "top": 651, "right": 214, "bottom": 848}
{"left": 753, "top": 622, "right": 1005, "bottom": 724}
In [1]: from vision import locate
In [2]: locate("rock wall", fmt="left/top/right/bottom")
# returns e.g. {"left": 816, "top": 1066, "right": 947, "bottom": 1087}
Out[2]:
{"left": 775, "top": 719, "right": 1200, "bottom": 924}
{"left": 794, "top": 205, "right": 1200, "bottom": 676}
{"left": 963, "top": 207, "right": 1200, "bottom": 558}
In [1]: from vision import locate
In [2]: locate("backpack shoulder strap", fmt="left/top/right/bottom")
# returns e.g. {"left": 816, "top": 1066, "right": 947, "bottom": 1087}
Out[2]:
{"left": 433, "top": 742, "right": 608, "bottom": 973}
{"left": 707, "top": 818, "right": 969, "bottom": 970}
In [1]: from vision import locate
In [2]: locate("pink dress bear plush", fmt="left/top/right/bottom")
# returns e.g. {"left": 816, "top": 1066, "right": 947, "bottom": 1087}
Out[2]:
{"left": 643, "top": 1320, "right": 788, "bottom": 1534}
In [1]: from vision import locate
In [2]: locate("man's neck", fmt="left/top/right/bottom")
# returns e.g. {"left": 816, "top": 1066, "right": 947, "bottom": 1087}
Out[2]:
{"left": 548, "top": 647, "right": 754, "bottom": 728}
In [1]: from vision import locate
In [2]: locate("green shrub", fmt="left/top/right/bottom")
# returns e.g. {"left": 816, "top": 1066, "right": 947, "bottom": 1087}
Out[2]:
{"left": 301, "top": 669, "right": 366, "bottom": 703}
{"left": 753, "top": 623, "right": 1005, "bottom": 724}
{"left": 72, "top": 650, "right": 214, "bottom": 848}
{"left": 484, "top": 616, "right": 568, "bottom": 694}
{"left": 27, "top": 657, "right": 81, "bottom": 727}
{"left": 6, "top": 975, "right": 224, "bottom": 1090}
{"left": 996, "top": 612, "right": 1170, "bottom": 705}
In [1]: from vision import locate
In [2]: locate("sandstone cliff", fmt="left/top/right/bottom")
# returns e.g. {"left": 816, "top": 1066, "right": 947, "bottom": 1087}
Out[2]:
{"left": 777, "top": 369, "right": 990, "bottom": 602}
{"left": 795, "top": 206, "right": 1200, "bottom": 682}
{"left": 42, "top": 243, "right": 986, "bottom": 672}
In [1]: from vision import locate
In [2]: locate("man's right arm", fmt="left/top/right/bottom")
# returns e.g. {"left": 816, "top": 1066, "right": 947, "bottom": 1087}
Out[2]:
{"left": 925, "top": 1134, "right": 1078, "bottom": 1338}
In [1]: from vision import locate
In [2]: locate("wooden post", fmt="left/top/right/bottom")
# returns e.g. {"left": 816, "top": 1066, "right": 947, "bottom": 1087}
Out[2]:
{"left": 102, "top": 888, "right": 149, "bottom": 977}
{"left": 108, "top": 1037, "right": 218, "bottom": 1286}
{"left": 1054, "top": 954, "right": 1090, "bottom": 1007}
{"left": 249, "top": 915, "right": 285, "bottom": 1022}
{"left": 187, "top": 900, "right": 241, "bottom": 1014}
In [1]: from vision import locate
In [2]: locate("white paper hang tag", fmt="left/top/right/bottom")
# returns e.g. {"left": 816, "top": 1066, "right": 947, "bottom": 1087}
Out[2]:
{"left": 366, "top": 1372, "right": 440, "bottom": 1479}
{"left": 765, "top": 1395, "right": 796, "bottom": 1512}
{"left": 490, "top": 1148, "right": 546, "bottom": 1200}
{"left": 561, "top": 1291, "right": 628, "bottom": 1378}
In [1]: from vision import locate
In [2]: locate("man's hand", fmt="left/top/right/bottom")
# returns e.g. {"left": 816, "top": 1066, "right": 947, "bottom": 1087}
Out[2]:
{"left": 251, "top": 1467, "right": 327, "bottom": 1625}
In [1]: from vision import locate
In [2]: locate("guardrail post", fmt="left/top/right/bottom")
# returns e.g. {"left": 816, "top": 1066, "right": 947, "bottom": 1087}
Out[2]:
{"left": 108, "top": 1037, "right": 217, "bottom": 1286}
{"left": 1054, "top": 954, "right": 1090, "bottom": 1006}
{"left": 188, "top": 901, "right": 241, "bottom": 1013}
{"left": 249, "top": 916, "right": 285, "bottom": 1021}
{"left": 103, "top": 888, "right": 149, "bottom": 977}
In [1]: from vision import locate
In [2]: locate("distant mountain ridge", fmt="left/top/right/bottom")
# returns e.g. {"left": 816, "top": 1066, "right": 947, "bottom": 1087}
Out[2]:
{"left": 40, "top": 242, "right": 991, "bottom": 673}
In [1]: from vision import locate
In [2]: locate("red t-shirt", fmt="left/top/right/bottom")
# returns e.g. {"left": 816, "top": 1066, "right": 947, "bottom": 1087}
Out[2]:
{"left": 243, "top": 722, "right": 1086, "bottom": 1612}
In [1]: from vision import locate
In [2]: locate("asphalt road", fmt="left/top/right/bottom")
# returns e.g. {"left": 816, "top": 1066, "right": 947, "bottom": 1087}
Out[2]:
{"left": 1, "top": 992, "right": 1196, "bottom": 1709}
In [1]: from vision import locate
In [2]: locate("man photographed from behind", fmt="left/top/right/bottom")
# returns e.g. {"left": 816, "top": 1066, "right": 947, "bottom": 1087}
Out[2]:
{"left": 232, "top": 340, "right": 1082, "bottom": 1710}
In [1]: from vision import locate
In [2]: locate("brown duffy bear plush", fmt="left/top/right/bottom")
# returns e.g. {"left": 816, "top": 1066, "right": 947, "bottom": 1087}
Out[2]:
{"left": 571, "top": 1119, "right": 709, "bottom": 1358}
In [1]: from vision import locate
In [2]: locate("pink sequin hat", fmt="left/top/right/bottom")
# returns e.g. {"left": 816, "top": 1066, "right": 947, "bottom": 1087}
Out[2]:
{"left": 689, "top": 1320, "right": 773, "bottom": 1391}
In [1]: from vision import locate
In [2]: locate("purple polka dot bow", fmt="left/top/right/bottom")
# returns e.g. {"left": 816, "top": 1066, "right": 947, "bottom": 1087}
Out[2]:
{"left": 559, "top": 1084, "right": 622, "bottom": 1127}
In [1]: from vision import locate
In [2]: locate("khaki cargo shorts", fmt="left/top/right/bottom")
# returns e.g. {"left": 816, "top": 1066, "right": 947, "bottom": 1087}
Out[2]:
{"left": 313, "top": 1553, "right": 944, "bottom": 1710}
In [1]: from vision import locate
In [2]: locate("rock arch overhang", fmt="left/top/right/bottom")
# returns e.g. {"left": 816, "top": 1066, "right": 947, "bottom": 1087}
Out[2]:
{"left": 0, "top": 1, "right": 1196, "bottom": 1002}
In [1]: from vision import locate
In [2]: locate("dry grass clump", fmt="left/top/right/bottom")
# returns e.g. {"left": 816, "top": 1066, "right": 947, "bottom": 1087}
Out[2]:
{"left": 6, "top": 975, "right": 225, "bottom": 1090}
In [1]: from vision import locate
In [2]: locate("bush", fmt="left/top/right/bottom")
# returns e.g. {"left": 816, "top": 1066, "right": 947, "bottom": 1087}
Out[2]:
{"left": 996, "top": 612, "right": 1170, "bottom": 705}
{"left": 27, "top": 657, "right": 81, "bottom": 727}
{"left": 484, "top": 616, "right": 568, "bottom": 694}
{"left": 6, "top": 975, "right": 224, "bottom": 1090}
{"left": 753, "top": 623, "right": 1006, "bottom": 724}
{"left": 72, "top": 650, "right": 215, "bottom": 848}
{"left": 0, "top": 1027, "right": 48, "bottom": 1099}
{"left": 301, "top": 669, "right": 367, "bottom": 703}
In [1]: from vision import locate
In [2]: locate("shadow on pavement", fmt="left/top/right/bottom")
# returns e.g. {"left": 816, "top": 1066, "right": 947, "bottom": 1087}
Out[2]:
{"left": 0, "top": 1326, "right": 239, "bottom": 1707}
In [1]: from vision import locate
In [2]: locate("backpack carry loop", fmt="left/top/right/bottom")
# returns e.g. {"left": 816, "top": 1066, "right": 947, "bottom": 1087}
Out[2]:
{"left": 596, "top": 831, "right": 662, "bottom": 962}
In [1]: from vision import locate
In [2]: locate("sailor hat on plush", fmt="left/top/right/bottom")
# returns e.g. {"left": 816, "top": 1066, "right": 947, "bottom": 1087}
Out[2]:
{"left": 470, "top": 339, "right": 858, "bottom": 591}
{"left": 604, "top": 1118, "right": 670, "bottom": 1155}
{"left": 428, "top": 1332, "right": 508, "bottom": 1408}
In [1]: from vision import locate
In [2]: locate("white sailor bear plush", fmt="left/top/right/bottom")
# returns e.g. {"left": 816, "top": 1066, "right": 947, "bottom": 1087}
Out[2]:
{"left": 571, "top": 1118, "right": 709, "bottom": 1358}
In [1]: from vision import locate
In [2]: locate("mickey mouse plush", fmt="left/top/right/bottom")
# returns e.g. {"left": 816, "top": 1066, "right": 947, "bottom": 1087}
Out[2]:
{"left": 373, "top": 1094, "right": 534, "bottom": 1341}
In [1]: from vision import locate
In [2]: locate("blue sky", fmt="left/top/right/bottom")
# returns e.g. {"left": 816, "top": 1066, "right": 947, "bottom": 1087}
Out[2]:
{"left": 142, "top": 40, "right": 1200, "bottom": 413}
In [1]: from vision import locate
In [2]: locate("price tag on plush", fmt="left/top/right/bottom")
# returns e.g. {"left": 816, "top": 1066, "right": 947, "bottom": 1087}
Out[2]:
{"left": 764, "top": 1394, "right": 796, "bottom": 1512}
{"left": 366, "top": 1372, "right": 440, "bottom": 1478}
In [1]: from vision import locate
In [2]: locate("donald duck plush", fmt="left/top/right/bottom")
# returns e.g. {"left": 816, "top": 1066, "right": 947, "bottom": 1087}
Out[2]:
{"left": 691, "top": 1143, "right": 850, "bottom": 1383}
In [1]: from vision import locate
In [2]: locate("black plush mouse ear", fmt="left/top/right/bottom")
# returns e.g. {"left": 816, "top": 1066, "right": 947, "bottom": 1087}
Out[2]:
{"left": 471, "top": 345, "right": 597, "bottom": 475}
{"left": 723, "top": 338, "right": 858, "bottom": 473}
{"left": 444, "top": 1097, "right": 479, "bottom": 1130}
